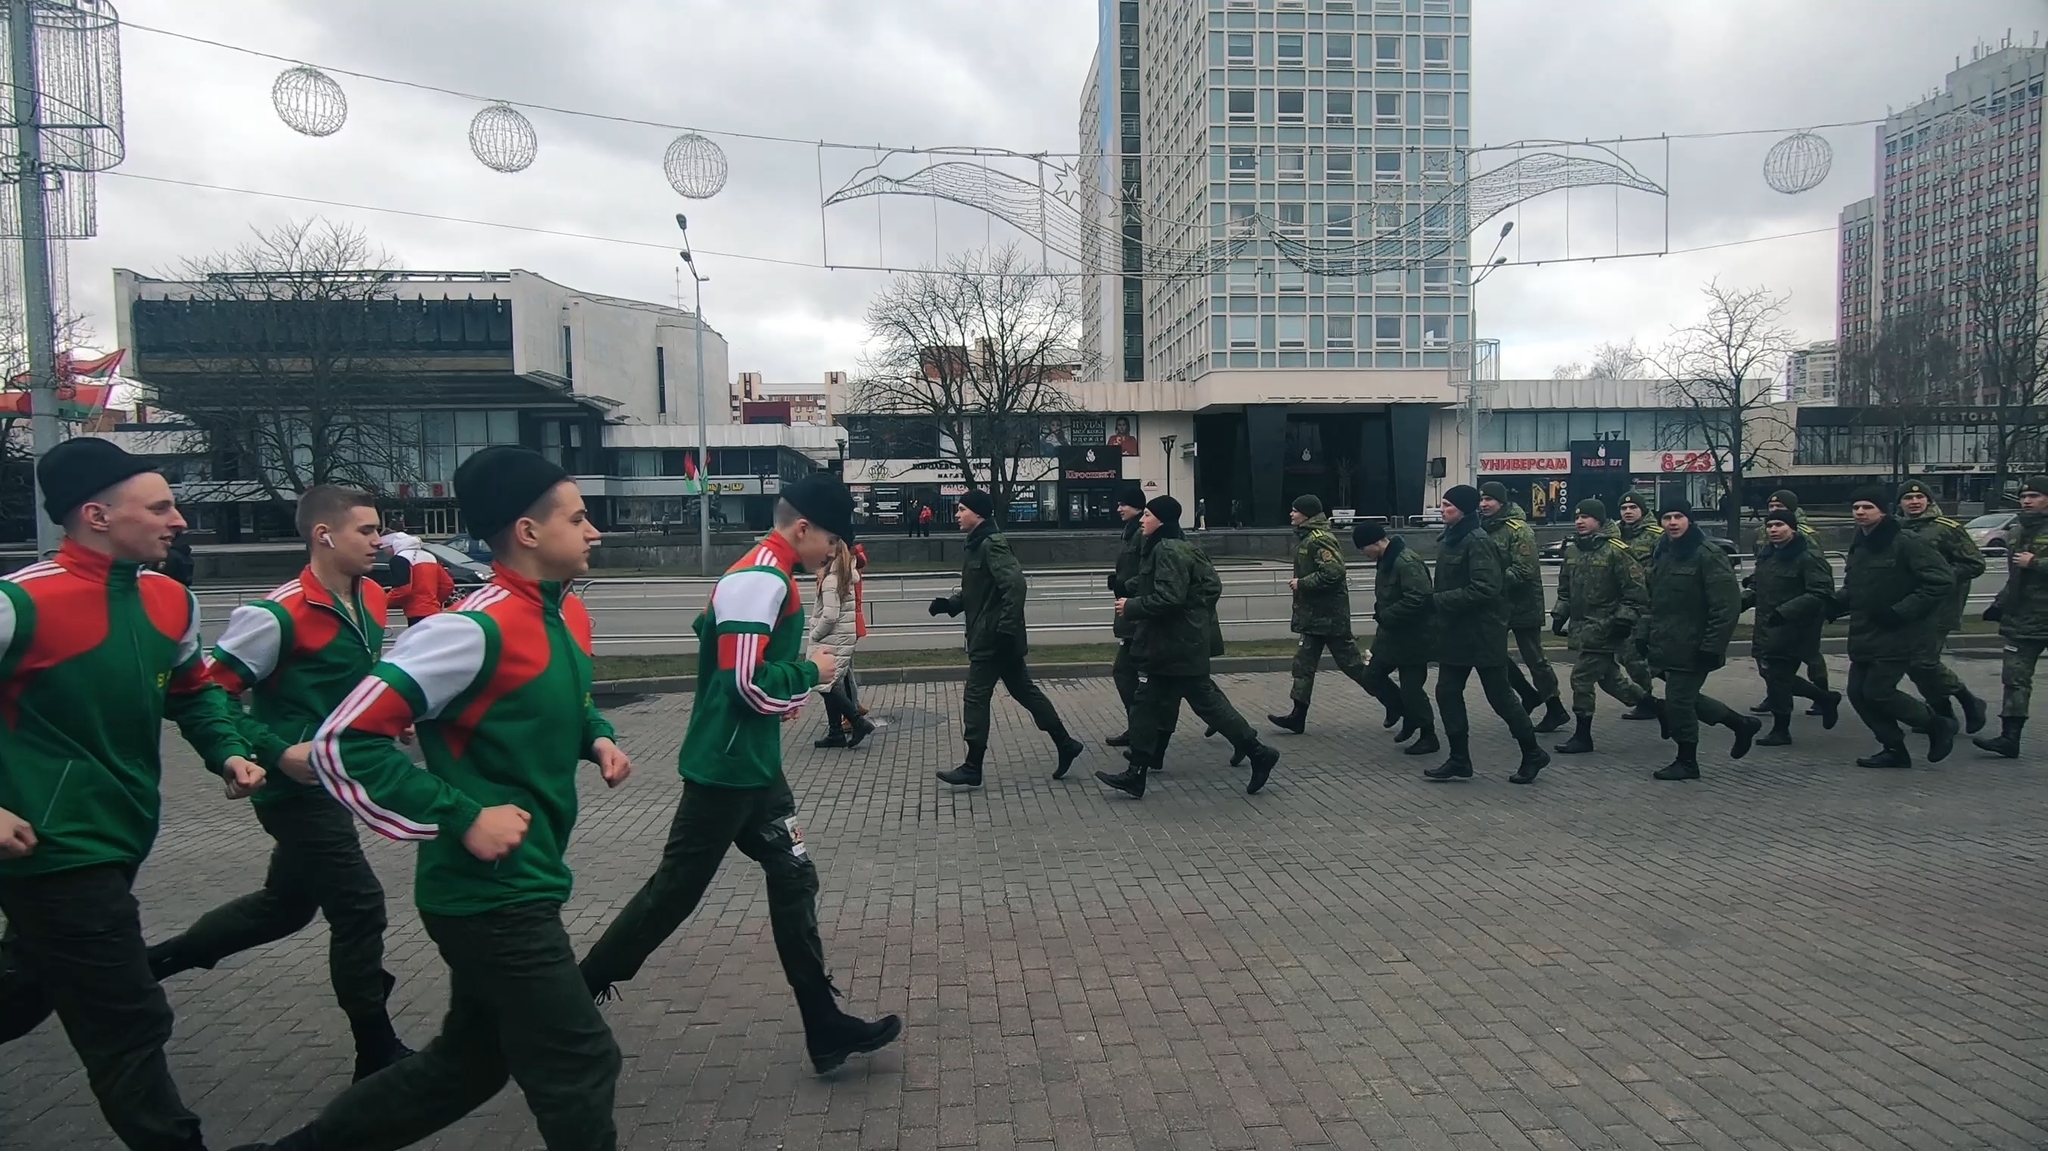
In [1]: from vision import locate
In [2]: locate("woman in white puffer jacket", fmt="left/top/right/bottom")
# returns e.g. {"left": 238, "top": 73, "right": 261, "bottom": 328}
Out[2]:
{"left": 811, "top": 539, "right": 873, "bottom": 748}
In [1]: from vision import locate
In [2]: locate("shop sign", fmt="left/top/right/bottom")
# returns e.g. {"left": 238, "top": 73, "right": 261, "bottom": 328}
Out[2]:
{"left": 1478, "top": 454, "right": 1570, "bottom": 475}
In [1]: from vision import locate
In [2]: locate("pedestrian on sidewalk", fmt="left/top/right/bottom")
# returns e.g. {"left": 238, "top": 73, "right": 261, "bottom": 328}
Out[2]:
{"left": 0, "top": 438, "right": 264, "bottom": 1150}
{"left": 1641, "top": 496, "right": 1761, "bottom": 781}
{"left": 1614, "top": 490, "right": 1664, "bottom": 721}
{"left": 932, "top": 490, "right": 1085, "bottom": 787}
{"left": 841, "top": 542, "right": 871, "bottom": 726}
{"left": 1975, "top": 474, "right": 2048, "bottom": 758}
{"left": 1353, "top": 521, "right": 1438, "bottom": 756}
{"left": 1268, "top": 494, "right": 1378, "bottom": 735}
{"left": 1836, "top": 487, "right": 1959, "bottom": 770}
{"left": 147, "top": 485, "right": 415, "bottom": 1083}
{"left": 240, "top": 446, "right": 630, "bottom": 1150}
{"left": 382, "top": 530, "right": 455, "bottom": 625}
{"left": 1743, "top": 508, "right": 1842, "bottom": 746}
{"left": 1896, "top": 479, "right": 1991, "bottom": 734}
{"left": 1095, "top": 496, "right": 1279, "bottom": 798}
{"left": 1423, "top": 485, "right": 1550, "bottom": 785}
{"left": 810, "top": 538, "right": 873, "bottom": 749}
{"left": 1549, "top": 499, "right": 1652, "bottom": 757}
{"left": 578, "top": 474, "right": 900, "bottom": 1077}
{"left": 1481, "top": 482, "right": 1571, "bottom": 734}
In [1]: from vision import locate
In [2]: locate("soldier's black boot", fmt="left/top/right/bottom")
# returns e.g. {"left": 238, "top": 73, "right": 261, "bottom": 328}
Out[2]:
{"left": 1203, "top": 724, "right": 1219, "bottom": 738}
{"left": 936, "top": 744, "right": 985, "bottom": 787}
{"left": 1727, "top": 714, "right": 1761, "bottom": 760}
{"left": 1856, "top": 745, "right": 1913, "bottom": 769}
{"left": 1554, "top": 715, "right": 1594, "bottom": 754}
{"left": 1267, "top": 700, "right": 1308, "bottom": 734}
{"left": 1533, "top": 698, "right": 1570, "bottom": 734}
{"left": 1817, "top": 691, "right": 1842, "bottom": 730}
{"left": 145, "top": 934, "right": 201, "bottom": 982}
{"left": 1756, "top": 713, "right": 1793, "bottom": 747}
{"left": 1956, "top": 685, "right": 1989, "bottom": 734}
{"left": 1508, "top": 739, "right": 1549, "bottom": 785}
{"left": 1096, "top": 757, "right": 1150, "bottom": 798}
{"left": 1393, "top": 715, "right": 1419, "bottom": 742}
{"left": 1105, "top": 731, "right": 1131, "bottom": 748}
{"left": 796, "top": 983, "right": 903, "bottom": 1074}
{"left": 1973, "top": 717, "right": 2025, "bottom": 758}
{"left": 1926, "top": 714, "right": 1959, "bottom": 764}
{"left": 1052, "top": 734, "right": 1086, "bottom": 780}
{"left": 1621, "top": 699, "right": 1659, "bottom": 721}
{"left": 1425, "top": 734, "right": 1473, "bottom": 780}
{"left": 1403, "top": 727, "right": 1440, "bottom": 755}
{"left": 1241, "top": 741, "right": 1279, "bottom": 793}
{"left": 1748, "top": 698, "right": 1772, "bottom": 714}
{"left": 1653, "top": 742, "right": 1700, "bottom": 781}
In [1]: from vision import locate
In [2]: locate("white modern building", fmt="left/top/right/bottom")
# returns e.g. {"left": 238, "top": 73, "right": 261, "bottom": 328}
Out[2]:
{"left": 1784, "top": 342, "right": 1840, "bottom": 406}
{"left": 731, "top": 370, "right": 844, "bottom": 426}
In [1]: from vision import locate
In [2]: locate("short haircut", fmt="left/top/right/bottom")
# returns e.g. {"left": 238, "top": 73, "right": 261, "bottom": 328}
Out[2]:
{"left": 773, "top": 498, "right": 799, "bottom": 528}
{"left": 296, "top": 485, "right": 378, "bottom": 540}
{"left": 487, "top": 483, "right": 565, "bottom": 553}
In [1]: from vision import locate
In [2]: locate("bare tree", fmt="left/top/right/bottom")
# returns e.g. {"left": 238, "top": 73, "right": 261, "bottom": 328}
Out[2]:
{"left": 1651, "top": 281, "right": 1798, "bottom": 537}
{"left": 1958, "top": 235, "right": 2048, "bottom": 497}
{"left": 1839, "top": 298, "right": 1959, "bottom": 482}
{"left": 1549, "top": 360, "right": 1584, "bottom": 380}
{"left": 851, "top": 245, "right": 1086, "bottom": 520}
{"left": 139, "top": 219, "right": 424, "bottom": 501}
{"left": 1586, "top": 339, "right": 1647, "bottom": 379}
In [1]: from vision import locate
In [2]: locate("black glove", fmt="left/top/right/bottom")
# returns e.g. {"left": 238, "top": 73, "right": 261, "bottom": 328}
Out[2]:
{"left": 1765, "top": 608, "right": 1786, "bottom": 627}
{"left": 1695, "top": 649, "right": 1725, "bottom": 672}
{"left": 1869, "top": 605, "right": 1904, "bottom": 629}
{"left": 1985, "top": 604, "right": 2004, "bottom": 623}
{"left": 928, "top": 597, "right": 951, "bottom": 617}
{"left": 1106, "top": 573, "right": 1119, "bottom": 592}
{"left": 1551, "top": 617, "right": 1568, "bottom": 637}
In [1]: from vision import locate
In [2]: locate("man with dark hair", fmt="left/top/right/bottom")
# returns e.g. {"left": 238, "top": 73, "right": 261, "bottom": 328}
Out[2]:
{"left": 1744, "top": 507, "right": 1840, "bottom": 746}
{"left": 1614, "top": 490, "right": 1663, "bottom": 720}
{"left": 1837, "top": 486, "right": 1959, "bottom": 769}
{"left": 1550, "top": 499, "right": 1651, "bottom": 755}
{"left": 1354, "top": 520, "right": 1438, "bottom": 755}
{"left": 1896, "top": 478, "right": 1990, "bottom": 734}
{"left": 1105, "top": 486, "right": 1155, "bottom": 749}
{"left": 1269, "top": 494, "right": 1377, "bottom": 734}
{"left": 240, "top": 446, "right": 629, "bottom": 1149}
{"left": 146, "top": 483, "right": 415, "bottom": 1082}
{"left": 932, "top": 490, "right": 1084, "bottom": 787}
{"left": 1424, "top": 485, "right": 1550, "bottom": 784}
{"left": 1095, "top": 496, "right": 1279, "bottom": 798}
{"left": 1976, "top": 474, "right": 2048, "bottom": 757}
{"left": 1641, "top": 497, "right": 1760, "bottom": 780}
{"left": 0, "top": 438, "right": 263, "bottom": 1150}
{"left": 581, "top": 474, "right": 900, "bottom": 1076}
{"left": 1480, "top": 481, "right": 1569, "bottom": 734}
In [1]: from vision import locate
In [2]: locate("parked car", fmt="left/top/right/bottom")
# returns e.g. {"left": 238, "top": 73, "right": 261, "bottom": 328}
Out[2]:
{"left": 419, "top": 541, "right": 494, "bottom": 588}
{"left": 442, "top": 533, "right": 494, "bottom": 563}
{"left": 1966, "top": 511, "right": 2017, "bottom": 552}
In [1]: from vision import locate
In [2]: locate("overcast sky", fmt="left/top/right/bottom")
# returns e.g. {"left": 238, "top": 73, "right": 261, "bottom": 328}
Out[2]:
{"left": 63, "top": 0, "right": 2048, "bottom": 384}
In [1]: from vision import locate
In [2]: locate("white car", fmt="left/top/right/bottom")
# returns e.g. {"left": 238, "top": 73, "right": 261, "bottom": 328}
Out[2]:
{"left": 1966, "top": 511, "right": 2016, "bottom": 551}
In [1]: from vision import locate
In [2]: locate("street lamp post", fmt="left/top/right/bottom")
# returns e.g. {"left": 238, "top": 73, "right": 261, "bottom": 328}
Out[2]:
{"left": 1160, "top": 434, "right": 1178, "bottom": 501}
{"left": 1464, "top": 221, "right": 1514, "bottom": 488}
{"left": 678, "top": 214, "right": 711, "bottom": 576}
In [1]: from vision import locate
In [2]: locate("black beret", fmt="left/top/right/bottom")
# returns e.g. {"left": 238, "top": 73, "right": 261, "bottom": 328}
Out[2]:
{"left": 38, "top": 438, "right": 160, "bottom": 524}
{"left": 782, "top": 473, "right": 856, "bottom": 542}
{"left": 1768, "top": 489, "right": 1800, "bottom": 510}
{"left": 455, "top": 446, "right": 569, "bottom": 543}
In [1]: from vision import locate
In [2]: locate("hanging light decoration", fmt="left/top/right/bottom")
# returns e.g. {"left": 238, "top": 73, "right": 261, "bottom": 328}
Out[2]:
{"left": 469, "top": 102, "right": 537, "bottom": 173}
{"left": 664, "top": 133, "right": 729, "bottom": 199}
{"left": 1762, "top": 131, "right": 1832, "bottom": 195}
{"left": 271, "top": 65, "right": 348, "bottom": 137}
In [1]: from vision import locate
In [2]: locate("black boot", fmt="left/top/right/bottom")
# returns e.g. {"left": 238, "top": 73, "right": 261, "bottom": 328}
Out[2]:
{"left": 796, "top": 983, "right": 903, "bottom": 1074}
{"left": 1509, "top": 740, "right": 1549, "bottom": 785}
{"left": 1957, "top": 686, "right": 1989, "bottom": 734}
{"left": 1653, "top": 742, "right": 1700, "bottom": 780}
{"left": 1393, "top": 715, "right": 1419, "bottom": 743}
{"left": 1621, "top": 699, "right": 1659, "bottom": 721}
{"left": 1553, "top": 715, "right": 1594, "bottom": 754}
{"left": 1403, "top": 728, "right": 1440, "bottom": 755}
{"left": 815, "top": 696, "right": 851, "bottom": 747}
{"left": 1974, "top": 716, "right": 2025, "bottom": 758}
{"left": 1381, "top": 698, "right": 1402, "bottom": 728}
{"left": 936, "top": 744, "right": 985, "bottom": 787}
{"left": 845, "top": 714, "right": 876, "bottom": 749}
{"left": 1246, "top": 742, "right": 1279, "bottom": 794}
{"left": 1728, "top": 714, "right": 1761, "bottom": 761}
{"left": 1533, "top": 698, "right": 1570, "bottom": 734}
{"left": 1817, "top": 691, "right": 1842, "bottom": 730}
{"left": 1748, "top": 698, "right": 1772, "bottom": 714}
{"left": 1425, "top": 734, "right": 1473, "bottom": 780}
{"left": 1756, "top": 713, "right": 1792, "bottom": 747}
{"left": 1052, "top": 735, "right": 1086, "bottom": 780}
{"left": 1516, "top": 684, "right": 1542, "bottom": 715}
{"left": 1203, "top": 724, "right": 1219, "bottom": 738}
{"left": 347, "top": 972, "right": 414, "bottom": 1082}
{"left": 1096, "top": 757, "right": 1149, "bottom": 798}
{"left": 1926, "top": 714, "right": 1959, "bottom": 764}
{"left": 1857, "top": 745, "right": 1913, "bottom": 769}
{"left": 145, "top": 935, "right": 203, "bottom": 983}
{"left": 1267, "top": 700, "right": 1308, "bottom": 734}
{"left": 1105, "top": 731, "right": 1131, "bottom": 748}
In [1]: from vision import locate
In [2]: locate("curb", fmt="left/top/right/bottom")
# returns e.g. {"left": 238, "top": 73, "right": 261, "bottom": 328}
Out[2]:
{"left": 592, "top": 633, "right": 2009, "bottom": 697}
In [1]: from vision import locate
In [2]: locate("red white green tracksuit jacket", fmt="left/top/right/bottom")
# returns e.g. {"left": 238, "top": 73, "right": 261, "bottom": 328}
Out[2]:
{"left": 206, "top": 568, "right": 388, "bottom": 808}
{"left": 0, "top": 539, "right": 252, "bottom": 879}
{"left": 311, "top": 567, "right": 614, "bottom": 917}
{"left": 676, "top": 532, "right": 822, "bottom": 789}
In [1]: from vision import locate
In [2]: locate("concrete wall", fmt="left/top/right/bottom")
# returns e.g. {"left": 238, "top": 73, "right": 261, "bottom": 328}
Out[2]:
{"left": 508, "top": 271, "right": 729, "bottom": 427}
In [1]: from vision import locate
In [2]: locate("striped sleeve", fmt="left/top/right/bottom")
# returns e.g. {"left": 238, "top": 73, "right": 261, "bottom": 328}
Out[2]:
{"left": 711, "top": 567, "right": 816, "bottom": 714}
{"left": 207, "top": 601, "right": 290, "bottom": 694}
{"left": 162, "top": 585, "right": 255, "bottom": 772}
{"left": 0, "top": 579, "right": 31, "bottom": 675}
{"left": 311, "top": 612, "right": 491, "bottom": 843}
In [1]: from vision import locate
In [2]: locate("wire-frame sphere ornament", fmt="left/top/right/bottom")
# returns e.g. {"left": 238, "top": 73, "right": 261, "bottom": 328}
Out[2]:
{"left": 1762, "top": 131, "right": 1832, "bottom": 195}
{"left": 664, "top": 133, "right": 728, "bottom": 199}
{"left": 469, "top": 102, "right": 537, "bottom": 174}
{"left": 272, "top": 66, "right": 347, "bottom": 137}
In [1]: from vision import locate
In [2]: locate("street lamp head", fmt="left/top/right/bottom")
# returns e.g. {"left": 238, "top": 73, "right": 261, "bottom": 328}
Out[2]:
{"left": 679, "top": 249, "right": 694, "bottom": 265}
{"left": 676, "top": 213, "right": 689, "bottom": 232}
{"left": 1499, "top": 221, "right": 1514, "bottom": 238}
{"left": 1493, "top": 256, "right": 1508, "bottom": 266}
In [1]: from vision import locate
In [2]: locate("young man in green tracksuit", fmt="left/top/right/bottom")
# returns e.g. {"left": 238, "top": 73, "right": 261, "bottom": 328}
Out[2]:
{"left": 238, "top": 447, "right": 630, "bottom": 1151}
{"left": 145, "top": 485, "right": 414, "bottom": 1082}
{"left": 0, "top": 438, "right": 265, "bottom": 1151}
{"left": 1106, "top": 486, "right": 1151, "bottom": 748}
{"left": 1976, "top": 475, "right": 2048, "bottom": 757}
{"left": 579, "top": 475, "right": 901, "bottom": 1075}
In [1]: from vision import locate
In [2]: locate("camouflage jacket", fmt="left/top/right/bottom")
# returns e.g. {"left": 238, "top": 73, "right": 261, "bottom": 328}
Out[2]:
{"left": 1643, "top": 525, "right": 1743, "bottom": 672}
{"left": 1897, "top": 502, "right": 1985, "bottom": 633}
{"left": 1744, "top": 532, "right": 1834, "bottom": 658}
{"left": 1838, "top": 516, "right": 1954, "bottom": 663}
{"left": 1367, "top": 535, "right": 1434, "bottom": 666}
{"left": 1553, "top": 523, "right": 1647, "bottom": 654}
{"left": 1618, "top": 517, "right": 1664, "bottom": 567}
{"left": 1992, "top": 510, "right": 2048, "bottom": 642}
{"left": 1289, "top": 514, "right": 1353, "bottom": 636}
{"left": 1482, "top": 502, "right": 1545, "bottom": 629}
{"left": 1122, "top": 532, "right": 1226, "bottom": 677}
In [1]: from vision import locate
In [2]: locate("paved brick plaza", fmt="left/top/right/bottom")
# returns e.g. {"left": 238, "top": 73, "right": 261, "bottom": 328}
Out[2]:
{"left": 3, "top": 657, "right": 2046, "bottom": 1150}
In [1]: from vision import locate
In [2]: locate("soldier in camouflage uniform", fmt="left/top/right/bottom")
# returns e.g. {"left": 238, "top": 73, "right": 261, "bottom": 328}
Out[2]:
{"left": 1549, "top": 499, "right": 1650, "bottom": 755}
{"left": 1743, "top": 508, "right": 1841, "bottom": 746}
{"left": 1269, "top": 495, "right": 1375, "bottom": 733}
{"left": 1480, "top": 482, "right": 1571, "bottom": 734}
{"left": 1641, "top": 496, "right": 1762, "bottom": 781}
{"left": 1896, "top": 479, "right": 1990, "bottom": 734}
{"left": 1614, "top": 491, "right": 1663, "bottom": 719}
{"left": 1975, "top": 475, "right": 2048, "bottom": 757}
{"left": 1423, "top": 485, "right": 1550, "bottom": 785}
{"left": 1353, "top": 521, "right": 1438, "bottom": 756}
{"left": 1749, "top": 489, "right": 1830, "bottom": 714}
{"left": 1105, "top": 487, "right": 1153, "bottom": 749}
{"left": 1835, "top": 487, "right": 1958, "bottom": 770}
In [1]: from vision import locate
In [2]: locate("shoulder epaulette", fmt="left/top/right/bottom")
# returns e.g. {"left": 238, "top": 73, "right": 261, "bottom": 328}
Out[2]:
{"left": 1505, "top": 518, "right": 1525, "bottom": 529}
{"left": 1938, "top": 517, "right": 1962, "bottom": 528}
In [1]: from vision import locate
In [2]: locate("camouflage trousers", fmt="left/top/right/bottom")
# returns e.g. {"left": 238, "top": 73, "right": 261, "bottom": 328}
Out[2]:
{"left": 1909, "top": 632, "right": 1976, "bottom": 719}
{"left": 1436, "top": 664, "right": 1535, "bottom": 744}
{"left": 1569, "top": 650, "right": 1648, "bottom": 717}
{"left": 1289, "top": 632, "right": 1374, "bottom": 705}
{"left": 1659, "top": 669, "right": 1739, "bottom": 746}
{"left": 1360, "top": 656, "right": 1433, "bottom": 734}
{"left": 1502, "top": 627, "right": 1561, "bottom": 705}
{"left": 1998, "top": 638, "right": 2048, "bottom": 719}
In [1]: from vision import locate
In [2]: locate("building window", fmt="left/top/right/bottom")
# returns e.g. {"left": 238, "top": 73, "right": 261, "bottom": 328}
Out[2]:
{"left": 1423, "top": 37, "right": 1450, "bottom": 69}
{"left": 1326, "top": 150, "right": 1355, "bottom": 179}
{"left": 1375, "top": 91, "right": 1401, "bottom": 125}
{"left": 1228, "top": 144, "right": 1257, "bottom": 174}
{"left": 1423, "top": 261, "right": 1449, "bottom": 292}
{"left": 561, "top": 325, "right": 573, "bottom": 382}
{"left": 655, "top": 345, "right": 667, "bottom": 415}
{"left": 1278, "top": 90, "right": 1304, "bottom": 123}
{"left": 1373, "top": 268, "right": 1403, "bottom": 294}
{"left": 1278, "top": 203, "right": 1307, "bottom": 235}
{"left": 1423, "top": 92, "right": 1451, "bottom": 126}
{"left": 1228, "top": 201, "right": 1257, "bottom": 236}
{"left": 1229, "top": 316, "right": 1257, "bottom": 348}
{"left": 1277, "top": 33, "right": 1303, "bottom": 65}
{"left": 1326, "top": 90, "right": 1354, "bottom": 125}
{"left": 1278, "top": 147, "right": 1305, "bottom": 179}
{"left": 1424, "top": 150, "right": 1452, "bottom": 181}
{"left": 1226, "top": 31, "right": 1253, "bottom": 63}
{"left": 1374, "top": 316, "right": 1402, "bottom": 348}
{"left": 1328, "top": 204, "right": 1355, "bottom": 237}
{"left": 1374, "top": 151, "right": 1403, "bottom": 181}
{"left": 1228, "top": 259, "right": 1258, "bottom": 292}
{"left": 1327, "top": 315, "right": 1354, "bottom": 348}
{"left": 1326, "top": 34, "right": 1353, "bottom": 68}
{"left": 1375, "top": 202, "right": 1402, "bottom": 232}
{"left": 1228, "top": 89, "right": 1254, "bottom": 123}
{"left": 1375, "top": 35, "right": 1401, "bottom": 67}
{"left": 1278, "top": 269, "right": 1305, "bottom": 293}
{"left": 1422, "top": 315, "right": 1449, "bottom": 347}
{"left": 1278, "top": 316, "right": 1306, "bottom": 348}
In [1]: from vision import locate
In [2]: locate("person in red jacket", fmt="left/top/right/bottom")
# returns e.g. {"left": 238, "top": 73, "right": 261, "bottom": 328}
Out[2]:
{"left": 146, "top": 485, "right": 415, "bottom": 1082}
{"left": 382, "top": 531, "right": 454, "bottom": 624}
{"left": 0, "top": 438, "right": 264, "bottom": 1151}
